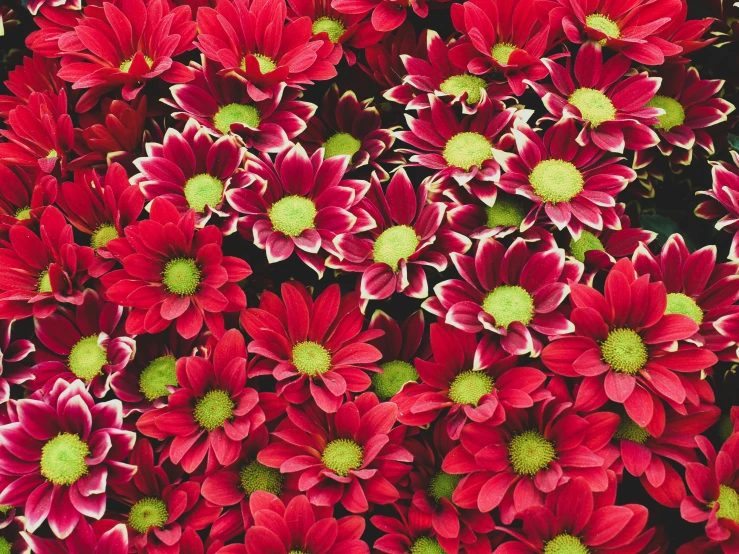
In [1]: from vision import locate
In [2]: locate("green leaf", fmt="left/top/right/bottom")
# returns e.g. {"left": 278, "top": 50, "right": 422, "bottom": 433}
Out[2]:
{"left": 729, "top": 134, "right": 739, "bottom": 151}
{"left": 640, "top": 214, "right": 697, "bottom": 251}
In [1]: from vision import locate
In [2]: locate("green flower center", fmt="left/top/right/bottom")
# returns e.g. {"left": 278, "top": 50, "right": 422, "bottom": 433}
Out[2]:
{"left": 40, "top": 433, "right": 89, "bottom": 486}
{"left": 253, "top": 54, "right": 277, "bottom": 74}
{"left": 568, "top": 88, "right": 616, "bottom": 128}
{"left": 91, "top": 224, "right": 119, "bottom": 250}
{"left": 647, "top": 95, "right": 686, "bottom": 132}
{"left": 0, "top": 506, "right": 10, "bottom": 515}
{"left": 120, "top": 54, "right": 153, "bottom": 73}
{"left": 240, "top": 460, "right": 284, "bottom": 496}
{"left": 585, "top": 13, "right": 620, "bottom": 41}
{"left": 184, "top": 174, "right": 224, "bottom": 212}
{"left": 439, "top": 74, "right": 487, "bottom": 105}
{"left": 37, "top": 269, "right": 52, "bottom": 293}
{"left": 46, "top": 149, "right": 58, "bottom": 159}
{"left": 14, "top": 206, "right": 31, "bottom": 220}
{"left": 429, "top": 471, "right": 461, "bottom": 501}
{"left": 448, "top": 370, "right": 494, "bottom": 406}
{"left": 717, "top": 414, "right": 735, "bottom": 443}
{"left": 163, "top": 258, "right": 201, "bottom": 296}
{"left": 529, "top": 159, "right": 584, "bottom": 204}
{"left": 0, "top": 537, "right": 11, "bottom": 554}
{"left": 373, "top": 225, "right": 420, "bottom": 271}
{"left": 68, "top": 336, "right": 107, "bottom": 382}
{"left": 312, "top": 17, "right": 346, "bottom": 43}
{"left": 213, "top": 103, "right": 261, "bottom": 134}
{"left": 373, "top": 360, "right": 418, "bottom": 400}
{"left": 128, "top": 497, "right": 169, "bottom": 534}
{"left": 710, "top": 485, "right": 739, "bottom": 524}
{"left": 544, "top": 534, "right": 591, "bottom": 554}
{"left": 486, "top": 194, "right": 527, "bottom": 228}
{"left": 481, "top": 285, "right": 535, "bottom": 329}
{"left": 601, "top": 328, "right": 648, "bottom": 375}
{"left": 288, "top": 551, "right": 308, "bottom": 554}
{"left": 322, "top": 439, "right": 363, "bottom": 477}
{"left": 508, "top": 430, "right": 556, "bottom": 476}
{"left": 665, "top": 292, "right": 703, "bottom": 325}
{"left": 614, "top": 415, "right": 650, "bottom": 445}
{"left": 268, "top": 196, "right": 317, "bottom": 237}
{"left": 292, "top": 341, "right": 332, "bottom": 376}
{"left": 139, "top": 355, "right": 178, "bottom": 401}
{"left": 323, "top": 132, "right": 362, "bottom": 159}
{"left": 569, "top": 231, "right": 605, "bottom": 262}
{"left": 193, "top": 389, "right": 234, "bottom": 431}
{"left": 410, "top": 537, "right": 446, "bottom": 554}
{"left": 442, "top": 132, "right": 493, "bottom": 171}
{"left": 491, "top": 43, "right": 516, "bottom": 65}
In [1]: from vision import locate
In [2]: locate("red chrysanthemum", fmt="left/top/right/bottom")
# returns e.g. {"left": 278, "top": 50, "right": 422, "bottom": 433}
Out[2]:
{"left": 0, "top": 163, "right": 57, "bottom": 237}
{"left": 0, "top": 378, "right": 136, "bottom": 538}
{"left": 360, "top": 22, "right": 425, "bottom": 91}
{"left": 332, "top": 0, "right": 428, "bottom": 33}
{"left": 654, "top": 0, "right": 716, "bottom": 62}
{"left": 696, "top": 151, "right": 739, "bottom": 261}
{"left": 101, "top": 198, "right": 251, "bottom": 339}
{"left": 22, "top": 519, "right": 128, "bottom": 554}
{"left": 26, "top": 6, "right": 83, "bottom": 59}
{"left": 542, "top": 258, "right": 719, "bottom": 431}
{"left": 258, "top": 393, "right": 412, "bottom": 513}
{"left": 0, "top": 53, "right": 63, "bottom": 119}
{"left": 0, "top": 321, "right": 34, "bottom": 403}
{"left": 26, "top": 0, "right": 82, "bottom": 16}
{"left": 425, "top": 238, "right": 581, "bottom": 356}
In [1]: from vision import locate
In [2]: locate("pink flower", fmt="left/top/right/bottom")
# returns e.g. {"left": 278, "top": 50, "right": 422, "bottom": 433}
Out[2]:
{"left": 696, "top": 151, "right": 739, "bottom": 261}
{"left": 0, "top": 321, "right": 34, "bottom": 404}
{"left": 332, "top": 0, "right": 428, "bottom": 33}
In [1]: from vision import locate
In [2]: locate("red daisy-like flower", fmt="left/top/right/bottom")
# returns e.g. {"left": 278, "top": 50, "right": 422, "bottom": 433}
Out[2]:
{"left": 394, "top": 323, "right": 547, "bottom": 439}
{"left": 299, "top": 85, "right": 403, "bottom": 181}
{"left": 0, "top": 321, "right": 34, "bottom": 404}
{"left": 137, "top": 329, "right": 275, "bottom": 473}
{"left": 361, "top": 22, "right": 426, "bottom": 91}
{"left": 133, "top": 119, "right": 246, "bottom": 233}
{"left": 424, "top": 238, "right": 581, "bottom": 356}
{"left": 0, "top": 163, "right": 57, "bottom": 236}
{"left": 0, "top": 53, "right": 63, "bottom": 120}
{"left": 195, "top": 0, "right": 338, "bottom": 101}
{"left": 530, "top": 41, "right": 661, "bottom": 153}
{"left": 227, "top": 143, "right": 373, "bottom": 277}
{"left": 0, "top": 206, "right": 94, "bottom": 320}
{"left": 493, "top": 477, "right": 655, "bottom": 554}
{"left": 448, "top": 0, "right": 559, "bottom": 97}
{"left": 443, "top": 396, "right": 609, "bottom": 523}
{"left": 166, "top": 58, "right": 316, "bottom": 152}
{"left": 332, "top": 0, "right": 428, "bottom": 33}
{"left": 23, "top": 519, "right": 128, "bottom": 554}
{"left": 329, "top": 169, "right": 470, "bottom": 305}
{"left": 496, "top": 117, "right": 637, "bottom": 237}
{"left": 0, "top": 378, "right": 136, "bottom": 538}
{"left": 654, "top": 0, "right": 716, "bottom": 63}
{"left": 26, "top": 6, "right": 83, "bottom": 59}
{"left": 101, "top": 198, "right": 252, "bottom": 339}
{"left": 57, "top": 0, "right": 197, "bottom": 112}
{"left": 241, "top": 282, "right": 383, "bottom": 413}
{"left": 26, "top": 0, "right": 82, "bottom": 16}
{"left": 31, "top": 289, "right": 135, "bottom": 398}
{"left": 541, "top": 258, "right": 719, "bottom": 432}
{"left": 546, "top": 0, "right": 683, "bottom": 65}
{"left": 258, "top": 393, "right": 413, "bottom": 513}
{"left": 696, "top": 151, "right": 739, "bottom": 261}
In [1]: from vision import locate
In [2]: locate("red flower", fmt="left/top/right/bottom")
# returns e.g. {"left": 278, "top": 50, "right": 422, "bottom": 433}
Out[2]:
{"left": 101, "top": 198, "right": 251, "bottom": 339}
{"left": 360, "top": 23, "right": 426, "bottom": 91}
{"left": 0, "top": 321, "right": 34, "bottom": 403}
{"left": 425, "top": 238, "right": 580, "bottom": 356}
{"left": 531, "top": 41, "right": 661, "bottom": 153}
{"left": 258, "top": 393, "right": 412, "bottom": 513}
{"left": 696, "top": 151, "right": 739, "bottom": 261}
{"left": 541, "top": 258, "right": 719, "bottom": 432}
{"left": 0, "top": 163, "right": 57, "bottom": 236}
{"left": 136, "top": 329, "right": 273, "bottom": 473}
{"left": 332, "top": 0, "right": 428, "bottom": 33}
{"left": 57, "top": 0, "right": 197, "bottom": 112}
{"left": 22, "top": 519, "right": 128, "bottom": 554}
{"left": 394, "top": 323, "right": 547, "bottom": 439}
{"left": 0, "top": 53, "right": 63, "bottom": 120}
{"left": 654, "top": 1, "right": 716, "bottom": 62}
{"left": 26, "top": 0, "right": 81, "bottom": 16}
{"left": 0, "top": 379, "right": 136, "bottom": 538}
{"left": 241, "top": 282, "right": 383, "bottom": 412}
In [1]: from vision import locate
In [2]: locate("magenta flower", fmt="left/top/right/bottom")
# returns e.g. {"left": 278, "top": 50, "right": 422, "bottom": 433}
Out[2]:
{"left": 23, "top": 519, "right": 128, "bottom": 554}
{"left": 696, "top": 151, "right": 739, "bottom": 261}
{"left": 0, "top": 321, "right": 34, "bottom": 404}
{"left": 25, "top": 0, "right": 81, "bottom": 15}
{"left": 332, "top": 0, "right": 428, "bottom": 33}
{"left": 0, "top": 162, "right": 57, "bottom": 236}
{"left": 360, "top": 22, "right": 426, "bottom": 91}
{"left": 0, "top": 53, "right": 63, "bottom": 120}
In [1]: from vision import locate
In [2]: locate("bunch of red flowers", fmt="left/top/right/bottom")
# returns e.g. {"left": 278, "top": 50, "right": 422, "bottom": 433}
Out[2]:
{"left": 0, "top": 0, "right": 737, "bottom": 551}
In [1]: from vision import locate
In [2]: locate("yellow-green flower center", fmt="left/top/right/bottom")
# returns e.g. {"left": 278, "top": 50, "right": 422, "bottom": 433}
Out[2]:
{"left": 323, "top": 132, "right": 362, "bottom": 159}
{"left": 312, "top": 17, "right": 346, "bottom": 43}
{"left": 486, "top": 194, "right": 527, "bottom": 228}
{"left": 268, "top": 196, "right": 317, "bottom": 237}
{"left": 429, "top": 471, "right": 462, "bottom": 502}
{"left": 529, "top": 159, "right": 584, "bottom": 204}
{"left": 14, "top": 206, "right": 31, "bottom": 220}
{"left": 411, "top": 537, "right": 446, "bottom": 554}
{"left": 710, "top": 485, "right": 739, "bottom": 524}
{"left": 194, "top": 389, "right": 234, "bottom": 431}
{"left": 184, "top": 174, "right": 224, "bottom": 212}
{"left": 240, "top": 460, "right": 284, "bottom": 496}
{"left": 253, "top": 54, "right": 277, "bottom": 74}
{"left": 614, "top": 415, "right": 650, "bottom": 444}
{"left": 665, "top": 292, "right": 703, "bottom": 325}
{"left": 508, "top": 429, "right": 556, "bottom": 476}
{"left": 213, "top": 103, "right": 261, "bottom": 134}
{"left": 448, "top": 370, "right": 494, "bottom": 406}
{"left": 128, "top": 497, "right": 169, "bottom": 534}
{"left": 373, "top": 360, "right": 418, "bottom": 400}
{"left": 46, "top": 149, "right": 58, "bottom": 159}
{"left": 443, "top": 132, "right": 493, "bottom": 171}
{"left": 491, "top": 43, "right": 516, "bottom": 65}
{"left": 0, "top": 537, "right": 10, "bottom": 554}
{"left": 322, "top": 438, "right": 363, "bottom": 477}
{"left": 373, "top": 225, "right": 420, "bottom": 271}
{"left": 544, "top": 534, "right": 591, "bottom": 554}
{"left": 482, "top": 285, "right": 535, "bottom": 329}
{"left": 568, "top": 88, "right": 616, "bottom": 128}
{"left": 601, "top": 328, "right": 648, "bottom": 375}
{"left": 585, "top": 13, "right": 620, "bottom": 41}
{"left": 0, "top": 506, "right": 11, "bottom": 515}
{"left": 288, "top": 551, "right": 308, "bottom": 554}
{"left": 38, "top": 269, "right": 52, "bottom": 293}
{"left": 717, "top": 415, "right": 735, "bottom": 443}
{"left": 91, "top": 224, "right": 119, "bottom": 250}
{"left": 163, "top": 258, "right": 201, "bottom": 296}
{"left": 139, "top": 355, "right": 178, "bottom": 401}
{"left": 40, "top": 433, "right": 89, "bottom": 486}
{"left": 646, "top": 95, "right": 686, "bottom": 132}
{"left": 68, "top": 336, "right": 107, "bottom": 381}
{"left": 292, "top": 341, "right": 332, "bottom": 376}
{"left": 439, "top": 74, "right": 487, "bottom": 105}
{"left": 569, "top": 231, "right": 605, "bottom": 262}
{"left": 120, "top": 54, "right": 153, "bottom": 73}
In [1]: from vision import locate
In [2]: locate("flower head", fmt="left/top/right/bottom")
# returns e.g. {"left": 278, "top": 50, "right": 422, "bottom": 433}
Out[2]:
{"left": 0, "top": 321, "right": 34, "bottom": 404}
{"left": 696, "top": 151, "right": 739, "bottom": 261}
{"left": 332, "top": 0, "right": 429, "bottom": 33}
